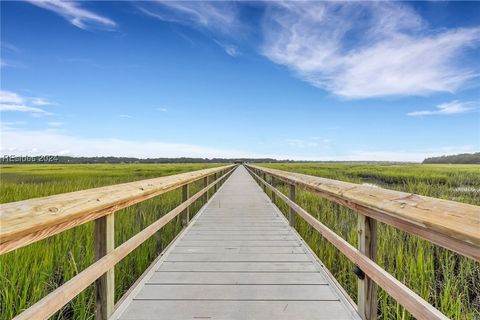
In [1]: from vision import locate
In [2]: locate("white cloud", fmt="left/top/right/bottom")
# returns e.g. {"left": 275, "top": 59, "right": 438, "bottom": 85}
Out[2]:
{"left": 119, "top": 114, "right": 133, "bottom": 118}
{"left": 30, "top": 97, "right": 51, "bottom": 106}
{"left": 0, "top": 104, "right": 50, "bottom": 114}
{"left": 47, "top": 121, "right": 64, "bottom": 127}
{"left": 407, "top": 100, "right": 477, "bottom": 116}
{"left": 287, "top": 137, "right": 332, "bottom": 148}
{"left": 27, "top": 0, "right": 116, "bottom": 30}
{"left": 0, "top": 90, "right": 24, "bottom": 104}
{"left": 0, "top": 90, "right": 53, "bottom": 115}
{"left": 156, "top": 107, "right": 168, "bottom": 112}
{"left": 139, "top": 2, "right": 479, "bottom": 98}
{"left": 138, "top": 1, "right": 237, "bottom": 33}
{"left": 0, "top": 127, "right": 277, "bottom": 159}
{"left": 287, "top": 138, "right": 319, "bottom": 148}
{"left": 214, "top": 40, "right": 240, "bottom": 57}
{"left": 262, "top": 2, "right": 480, "bottom": 98}
{"left": 0, "top": 127, "right": 475, "bottom": 162}
{"left": 339, "top": 146, "right": 478, "bottom": 162}
{"left": 138, "top": 1, "right": 241, "bottom": 57}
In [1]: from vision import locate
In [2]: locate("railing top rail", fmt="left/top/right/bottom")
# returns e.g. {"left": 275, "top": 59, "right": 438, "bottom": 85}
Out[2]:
{"left": 0, "top": 164, "right": 235, "bottom": 253}
{"left": 247, "top": 164, "right": 480, "bottom": 260}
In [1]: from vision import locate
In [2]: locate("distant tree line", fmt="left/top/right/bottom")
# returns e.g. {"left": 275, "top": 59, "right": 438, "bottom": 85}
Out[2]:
{"left": 423, "top": 152, "right": 480, "bottom": 164}
{"left": 0, "top": 156, "right": 294, "bottom": 164}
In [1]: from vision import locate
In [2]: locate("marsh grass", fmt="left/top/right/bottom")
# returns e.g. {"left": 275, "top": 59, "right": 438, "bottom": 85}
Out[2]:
{"left": 259, "top": 163, "right": 480, "bottom": 320}
{"left": 0, "top": 163, "right": 222, "bottom": 319}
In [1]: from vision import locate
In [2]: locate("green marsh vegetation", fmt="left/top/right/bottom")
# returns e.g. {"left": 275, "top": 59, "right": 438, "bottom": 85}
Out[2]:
{"left": 258, "top": 163, "right": 480, "bottom": 320}
{"left": 0, "top": 163, "right": 222, "bottom": 319}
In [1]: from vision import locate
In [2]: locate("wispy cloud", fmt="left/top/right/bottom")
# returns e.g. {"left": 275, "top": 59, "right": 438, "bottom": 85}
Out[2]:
{"left": 0, "top": 104, "right": 50, "bottom": 114}
{"left": 0, "top": 90, "right": 53, "bottom": 115}
{"left": 119, "top": 114, "right": 133, "bottom": 118}
{"left": 1, "top": 126, "right": 475, "bottom": 162}
{"left": 156, "top": 107, "right": 168, "bottom": 112}
{"left": 261, "top": 2, "right": 480, "bottom": 99}
{"left": 138, "top": 1, "right": 237, "bottom": 33}
{"left": 0, "top": 127, "right": 280, "bottom": 159}
{"left": 287, "top": 139, "right": 319, "bottom": 148}
{"left": 138, "top": 1, "right": 241, "bottom": 57}
{"left": 47, "top": 121, "right": 64, "bottom": 127}
{"left": 286, "top": 136, "right": 332, "bottom": 148}
{"left": 407, "top": 100, "right": 477, "bottom": 116}
{"left": 30, "top": 97, "right": 52, "bottom": 106}
{"left": 27, "top": 0, "right": 116, "bottom": 30}
{"left": 140, "top": 2, "right": 479, "bottom": 98}
{"left": 0, "top": 90, "right": 24, "bottom": 104}
{"left": 214, "top": 40, "right": 240, "bottom": 57}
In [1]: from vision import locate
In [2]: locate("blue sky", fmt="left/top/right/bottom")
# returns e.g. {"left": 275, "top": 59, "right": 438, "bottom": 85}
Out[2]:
{"left": 1, "top": 1, "right": 479, "bottom": 161}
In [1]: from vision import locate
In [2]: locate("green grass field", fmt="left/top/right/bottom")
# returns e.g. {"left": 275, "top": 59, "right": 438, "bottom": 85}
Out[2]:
{"left": 0, "top": 163, "right": 222, "bottom": 319}
{"left": 257, "top": 163, "right": 480, "bottom": 320}
{"left": 1, "top": 163, "right": 479, "bottom": 319}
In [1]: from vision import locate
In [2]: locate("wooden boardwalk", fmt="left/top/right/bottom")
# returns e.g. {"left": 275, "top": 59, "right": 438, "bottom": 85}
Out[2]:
{"left": 112, "top": 166, "right": 360, "bottom": 319}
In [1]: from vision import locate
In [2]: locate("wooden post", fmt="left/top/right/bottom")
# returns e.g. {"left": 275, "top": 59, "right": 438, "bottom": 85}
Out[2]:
{"left": 204, "top": 176, "right": 209, "bottom": 202}
{"left": 95, "top": 214, "right": 115, "bottom": 320}
{"left": 357, "top": 214, "right": 378, "bottom": 320}
{"left": 262, "top": 173, "right": 267, "bottom": 192}
{"left": 271, "top": 176, "right": 276, "bottom": 204}
{"left": 182, "top": 184, "right": 189, "bottom": 225}
{"left": 289, "top": 184, "right": 296, "bottom": 226}
{"left": 214, "top": 173, "right": 218, "bottom": 192}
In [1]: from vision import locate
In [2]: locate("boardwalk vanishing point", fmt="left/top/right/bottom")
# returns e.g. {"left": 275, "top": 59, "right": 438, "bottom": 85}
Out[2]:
{"left": 112, "top": 166, "right": 360, "bottom": 319}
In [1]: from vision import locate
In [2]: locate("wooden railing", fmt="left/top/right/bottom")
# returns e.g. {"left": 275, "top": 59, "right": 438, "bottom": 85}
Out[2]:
{"left": 245, "top": 164, "right": 480, "bottom": 320}
{"left": 0, "top": 164, "right": 236, "bottom": 320}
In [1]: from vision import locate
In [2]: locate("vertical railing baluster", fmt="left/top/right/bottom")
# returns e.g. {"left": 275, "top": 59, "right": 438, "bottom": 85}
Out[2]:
{"left": 182, "top": 184, "right": 190, "bottom": 225}
{"left": 357, "top": 214, "right": 378, "bottom": 320}
{"left": 289, "top": 184, "right": 296, "bottom": 226}
{"left": 95, "top": 213, "right": 115, "bottom": 320}
{"left": 271, "top": 175, "right": 276, "bottom": 204}
{"left": 204, "top": 176, "right": 209, "bottom": 203}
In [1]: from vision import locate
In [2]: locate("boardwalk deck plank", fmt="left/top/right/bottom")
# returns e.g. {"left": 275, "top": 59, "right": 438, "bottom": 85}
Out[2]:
{"left": 113, "top": 166, "right": 360, "bottom": 320}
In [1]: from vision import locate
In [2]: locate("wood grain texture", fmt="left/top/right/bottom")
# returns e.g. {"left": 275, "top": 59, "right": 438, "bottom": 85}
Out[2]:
{"left": 247, "top": 167, "right": 450, "bottom": 320}
{"left": 357, "top": 215, "right": 378, "bottom": 320}
{"left": 0, "top": 165, "right": 234, "bottom": 254}
{"left": 95, "top": 213, "right": 115, "bottom": 320}
{"left": 247, "top": 164, "right": 480, "bottom": 261}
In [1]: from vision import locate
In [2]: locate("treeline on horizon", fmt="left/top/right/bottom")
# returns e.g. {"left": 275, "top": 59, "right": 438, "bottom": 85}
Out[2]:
{"left": 1, "top": 152, "right": 479, "bottom": 164}
{"left": 423, "top": 152, "right": 480, "bottom": 164}
{"left": 0, "top": 156, "right": 288, "bottom": 164}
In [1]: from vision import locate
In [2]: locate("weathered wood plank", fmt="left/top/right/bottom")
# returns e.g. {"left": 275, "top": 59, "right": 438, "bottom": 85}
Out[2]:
{"left": 175, "top": 240, "right": 301, "bottom": 247}
{"left": 164, "top": 253, "right": 311, "bottom": 262}
{"left": 156, "top": 261, "right": 317, "bottom": 272}
{"left": 147, "top": 272, "right": 327, "bottom": 284}
{"left": 135, "top": 284, "right": 337, "bottom": 300}
{"left": 170, "top": 246, "right": 305, "bottom": 254}
{"left": 180, "top": 235, "right": 298, "bottom": 241}
{"left": 118, "top": 300, "right": 355, "bottom": 320}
